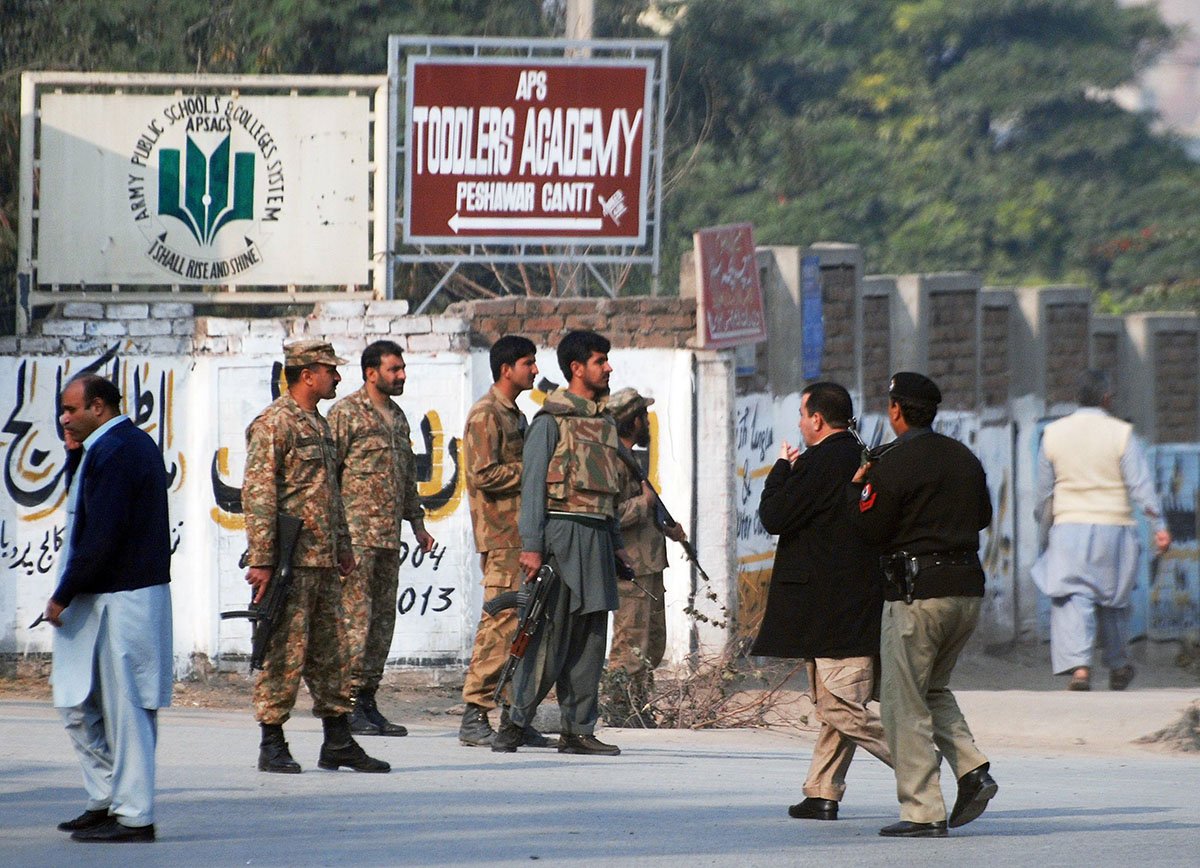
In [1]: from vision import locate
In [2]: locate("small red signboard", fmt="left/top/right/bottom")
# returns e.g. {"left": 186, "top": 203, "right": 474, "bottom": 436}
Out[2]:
{"left": 694, "top": 223, "right": 767, "bottom": 349}
{"left": 405, "top": 57, "right": 651, "bottom": 245}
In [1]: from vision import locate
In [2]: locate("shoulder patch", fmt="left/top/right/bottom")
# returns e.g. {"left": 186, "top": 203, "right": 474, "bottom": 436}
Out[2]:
{"left": 859, "top": 483, "right": 877, "bottom": 512}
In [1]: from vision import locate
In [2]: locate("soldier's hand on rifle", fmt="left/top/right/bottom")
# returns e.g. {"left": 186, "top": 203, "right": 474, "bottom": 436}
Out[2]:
{"left": 615, "top": 548, "right": 635, "bottom": 576}
{"left": 337, "top": 550, "right": 356, "bottom": 577}
{"left": 246, "top": 566, "right": 273, "bottom": 604}
{"left": 851, "top": 461, "right": 872, "bottom": 484}
{"left": 519, "top": 550, "right": 543, "bottom": 579}
{"left": 664, "top": 521, "right": 687, "bottom": 543}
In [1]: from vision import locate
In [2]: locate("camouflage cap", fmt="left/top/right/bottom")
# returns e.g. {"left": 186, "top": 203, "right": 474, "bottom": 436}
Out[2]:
{"left": 607, "top": 387, "right": 655, "bottom": 422}
{"left": 284, "top": 339, "right": 347, "bottom": 367}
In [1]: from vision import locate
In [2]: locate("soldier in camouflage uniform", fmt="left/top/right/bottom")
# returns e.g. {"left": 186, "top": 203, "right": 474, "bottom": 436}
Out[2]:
{"left": 329, "top": 340, "right": 435, "bottom": 738}
{"left": 243, "top": 339, "right": 389, "bottom": 775}
{"left": 494, "top": 330, "right": 633, "bottom": 756}
{"left": 458, "top": 336, "right": 550, "bottom": 748}
{"left": 604, "top": 388, "right": 686, "bottom": 726}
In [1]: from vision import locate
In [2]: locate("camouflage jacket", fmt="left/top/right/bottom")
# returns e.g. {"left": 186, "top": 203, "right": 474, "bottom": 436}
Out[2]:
{"left": 328, "top": 385, "right": 424, "bottom": 551}
{"left": 540, "top": 389, "right": 623, "bottom": 517}
{"left": 615, "top": 451, "right": 668, "bottom": 575}
{"left": 243, "top": 394, "right": 351, "bottom": 568}
{"left": 463, "top": 385, "right": 526, "bottom": 552}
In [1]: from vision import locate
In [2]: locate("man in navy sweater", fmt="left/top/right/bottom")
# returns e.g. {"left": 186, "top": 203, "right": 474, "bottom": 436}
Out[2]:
{"left": 43, "top": 374, "right": 173, "bottom": 843}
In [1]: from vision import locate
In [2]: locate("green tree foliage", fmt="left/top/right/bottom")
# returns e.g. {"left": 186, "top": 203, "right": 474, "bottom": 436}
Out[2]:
{"left": 2, "top": 0, "right": 1198, "bottom": 321}
{"left": 664, "top": 0, "right": 1200, "bottom": 304}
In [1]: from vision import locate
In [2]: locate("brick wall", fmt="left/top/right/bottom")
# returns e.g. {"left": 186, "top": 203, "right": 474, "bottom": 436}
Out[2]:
{"left": 820, "top": 265, "right": 856, "bottom": 386}
{"left": 927, "top": 290, "right": 978, "bottom": 410}
{"left": 446, "top": 296, "right": 698, "bottom": 349}
{"left": 1044, "top": 302, "right": 1090, "bottom": 406}
{"left": 980, "top": 304, "right": 1010, "bottom": 408}
{"left": 1091, "top": 331, "right": 1120, "bottom": 394}
{"left": 1154, "top": 331, "right": 1199, "bottom": 441}
{"left": 861, "top": 294, "right": 891, "bottom": 413}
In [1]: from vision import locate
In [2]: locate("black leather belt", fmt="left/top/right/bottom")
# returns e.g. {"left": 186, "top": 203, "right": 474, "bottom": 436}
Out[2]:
{"left": 909, "top": 552, "right": 978, "bottom": 570}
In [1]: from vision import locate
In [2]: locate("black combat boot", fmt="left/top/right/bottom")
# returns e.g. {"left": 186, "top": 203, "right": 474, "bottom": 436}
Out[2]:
{"left": 349, "top": 690, "right": 380, "bottom": 736}
{"left": 258, "top": 723, "right": 302, "bottom": 774}
{"left": 317, "top": 714, "right": 391, "bottom": 772}
{"left": 491, "top": 721, "right": 524, "bottom": 753}
{"left": 459, "top": 703, "right": 495, "bottom": 747}
{"left": 359, "top": 688, "right": 408, "bottom": 736}
{"left": 500, "top": 705, "right": 551, "bottom": 748}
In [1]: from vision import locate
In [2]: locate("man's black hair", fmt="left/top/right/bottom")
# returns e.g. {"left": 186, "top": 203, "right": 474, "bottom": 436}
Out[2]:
{"left": 801, "top": 381, "right": 852, "bottom": 428}
{"left": 69, "top": 373, "right": 121, "bottom": 411}
{"left": 556, "top": 330, "right": 610, "bottom": 381}
{"left": 892, "top": 396, "right": 937, "bottom": 429}
{"left": 361, "top": 340, "right": 405, "bottom": 378}
{"left": 490, "top": 335, "right": 537, "bottom": 382}
{"left": 1077, "top": 369, "right": 1112, "bottom": 408}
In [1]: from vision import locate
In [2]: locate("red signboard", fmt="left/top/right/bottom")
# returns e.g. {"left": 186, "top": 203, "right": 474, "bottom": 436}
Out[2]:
{"left": 694, "top": 223, "right": 767, "bottom": 349}
{"left": 404, "top": 57, "right": 651, "bottom": 245}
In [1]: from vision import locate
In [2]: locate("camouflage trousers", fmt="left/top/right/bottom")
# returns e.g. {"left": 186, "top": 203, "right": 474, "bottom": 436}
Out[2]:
{"left": 342, "top": 545, "right": 401, "bottom": 694}
{"left": 254, "top": 566, "right": 352, "bottom": 724}
{"left": 461, "top": 548, "right": 521, "bottom": 710}
{"left": 608, "top": 571, "right": 666, "bottom": 675}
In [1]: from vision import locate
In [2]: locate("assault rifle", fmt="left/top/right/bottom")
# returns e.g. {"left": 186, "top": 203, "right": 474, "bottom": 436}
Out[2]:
{"left": 484, "top": 563, "right": 559, "bottom": 706}
{"left": 615, "top": 444, "right": 713, "bottom": 585}
{"left": 848, "top": 417, "right": 899, "bottom": 466}
{"left": 220, "top": 513, "right": 304, "bottom": 671}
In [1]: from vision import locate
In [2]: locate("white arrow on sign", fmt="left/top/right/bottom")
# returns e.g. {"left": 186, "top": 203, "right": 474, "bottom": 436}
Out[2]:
{"left": 448, "top": 213, "right": 603, "bottom": 233}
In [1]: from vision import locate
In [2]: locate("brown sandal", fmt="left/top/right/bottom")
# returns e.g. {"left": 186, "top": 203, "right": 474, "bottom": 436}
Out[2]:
{"left": 1067, "top": 667, "right": 1091, "bottom": 691}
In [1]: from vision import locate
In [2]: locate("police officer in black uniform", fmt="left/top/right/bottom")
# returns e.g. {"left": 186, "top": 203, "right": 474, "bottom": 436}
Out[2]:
{"left": 847, "top": 372, "right": 998, "bottom": 838}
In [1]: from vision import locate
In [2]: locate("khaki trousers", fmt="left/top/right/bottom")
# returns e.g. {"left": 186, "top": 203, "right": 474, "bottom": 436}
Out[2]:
{"left": 802, "top": 656, "right": 893, "bottom": 801}
{"left": 880, "top": 597, "right": 988, "bottom": 823}
{"left": 461, "top": 548, "right": 522, "bottom": 709}
{"left": 608, "top": 571, "right": 666, "bottom": 674}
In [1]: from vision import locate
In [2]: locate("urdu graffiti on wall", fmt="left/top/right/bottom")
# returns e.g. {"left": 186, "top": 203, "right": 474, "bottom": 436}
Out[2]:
{"left": 208, "top": 362, "right": 465, "bottom": 530}
{"left": 0, "top": 345, "right": 189, "bottom": 581}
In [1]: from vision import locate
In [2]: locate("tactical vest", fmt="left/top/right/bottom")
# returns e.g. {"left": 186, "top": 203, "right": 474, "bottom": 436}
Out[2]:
{"left": 544, "top": 412, "right": 623, "bottom": 517}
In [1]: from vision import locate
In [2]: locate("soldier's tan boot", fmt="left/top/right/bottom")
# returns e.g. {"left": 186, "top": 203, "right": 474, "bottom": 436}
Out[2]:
{"left": 318, "top": 714, "right": 391, "bottom": 773}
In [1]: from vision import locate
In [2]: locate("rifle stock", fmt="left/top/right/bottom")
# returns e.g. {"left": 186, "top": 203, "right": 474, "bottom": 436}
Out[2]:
{"left": 220, "top": 513, "right": 304, "bottom": 671}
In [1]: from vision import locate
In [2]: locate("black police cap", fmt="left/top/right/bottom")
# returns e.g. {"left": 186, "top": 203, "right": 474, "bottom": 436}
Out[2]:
{"left": 889, "top": 372, "right": 942, "bottom": 405}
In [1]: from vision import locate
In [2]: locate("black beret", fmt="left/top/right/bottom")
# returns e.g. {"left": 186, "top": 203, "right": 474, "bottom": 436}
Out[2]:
{"left": 889, "top": 371, "right": 942, "bottom": 405}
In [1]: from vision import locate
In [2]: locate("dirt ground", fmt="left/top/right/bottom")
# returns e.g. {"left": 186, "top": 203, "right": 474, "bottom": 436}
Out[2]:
{"left": 4, "top": 637, "right": 1197, "bottom": 736}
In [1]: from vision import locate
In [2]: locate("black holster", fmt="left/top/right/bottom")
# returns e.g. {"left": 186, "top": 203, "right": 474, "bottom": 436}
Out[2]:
{"left": 881, "top": 552, "right": 919, "bottom": 604}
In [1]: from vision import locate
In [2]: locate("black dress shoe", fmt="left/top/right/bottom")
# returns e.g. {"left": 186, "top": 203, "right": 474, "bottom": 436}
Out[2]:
{"left": 949, "top": 763, "right": 998, "bottom": 828}
{"left": 787, "top": 798, "right": 838, "bottom": 820}
{"left": 70, "top": 818, "right": 155, "bottom": 843}
{"left": 58, "top": 808, "right": 110, "bottom": 832}
{"left": 557, "top": 733, "right": 621, "bottom": 756}
{"left": 879, "top": 820, "right": 948, "bottom": 838}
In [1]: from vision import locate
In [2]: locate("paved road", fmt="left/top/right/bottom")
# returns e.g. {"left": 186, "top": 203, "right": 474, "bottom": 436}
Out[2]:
{"left": 1, "top": 695, "right": 1198, "bottom": 867}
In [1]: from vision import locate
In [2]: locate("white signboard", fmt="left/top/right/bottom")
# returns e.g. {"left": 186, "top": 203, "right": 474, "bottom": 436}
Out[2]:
{"left": 37, "top": 93, "right": 370, "bottom": 285}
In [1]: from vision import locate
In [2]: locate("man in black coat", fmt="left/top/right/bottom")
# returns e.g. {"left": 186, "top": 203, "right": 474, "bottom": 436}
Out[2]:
{"left": 848, "top": 372, "right": 997, "bottom": 839}
{"left": 752, "top": 381, "right": 892, "bottom": 822}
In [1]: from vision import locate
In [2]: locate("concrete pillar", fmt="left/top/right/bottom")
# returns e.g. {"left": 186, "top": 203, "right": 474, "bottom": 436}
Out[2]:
{"left": 895, "top": 272, "right": 982, "bottom": 410}
{"left": 1012, "top": 285, "right": 1092, "bottom": 412}
{"left": 1124, "top": 313, "right": 1200, "bottom": 443}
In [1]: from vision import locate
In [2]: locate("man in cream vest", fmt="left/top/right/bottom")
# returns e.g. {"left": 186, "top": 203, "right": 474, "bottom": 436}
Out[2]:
{"left": 1033, "top": 370, "right": 1170, "bottom": 691}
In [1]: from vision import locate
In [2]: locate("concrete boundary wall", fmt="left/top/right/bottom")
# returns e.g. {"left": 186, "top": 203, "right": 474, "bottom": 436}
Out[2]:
{"left": 0, "top": 301, "right": 736, "bottom": 677}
